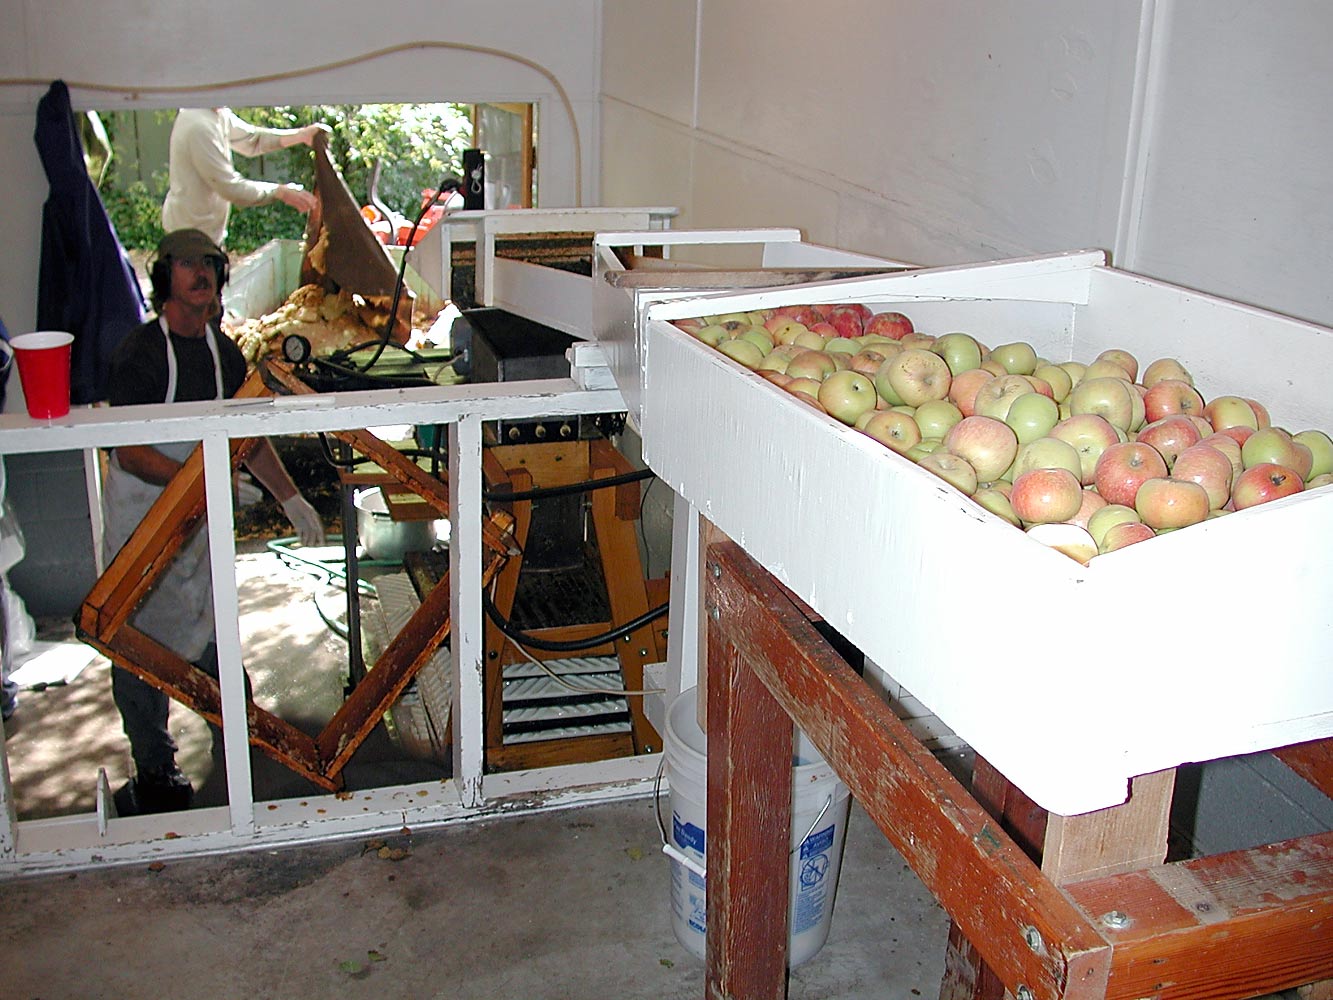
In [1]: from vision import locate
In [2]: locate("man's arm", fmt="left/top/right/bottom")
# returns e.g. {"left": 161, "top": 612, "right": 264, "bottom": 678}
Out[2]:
{"left": 113, "top": 445, "right": 184, "bottom": 487}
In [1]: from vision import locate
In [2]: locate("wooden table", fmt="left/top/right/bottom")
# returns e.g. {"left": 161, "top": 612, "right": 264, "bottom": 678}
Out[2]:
{"left": 700, "top": 533, "right": 1333, "bottom": 1000}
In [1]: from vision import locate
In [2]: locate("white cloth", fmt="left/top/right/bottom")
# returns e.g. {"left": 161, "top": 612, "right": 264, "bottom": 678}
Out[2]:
{"left": 162, "top": 108, "right": 287, "bottom": 246}
{"left": 100, "top": 320, "right": 225, "bottom": 663}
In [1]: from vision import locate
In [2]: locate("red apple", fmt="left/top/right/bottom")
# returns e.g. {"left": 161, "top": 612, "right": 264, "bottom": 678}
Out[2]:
{"left": 785, "top": 350, "right": 837, "bottom": 381}
{"left": 1011, "top": 468, "right": 1084, "bottom": 525}
{"left": 1134, "top": 415, "right": 1201, "bottom": 469}
{"left": 863, "top": 311, "right": 915, "bottom": 341}
{"left": 1134, "top": 476, "right": 1210, "bottom": 530}
{"left": 1232, "top": 463, "right": 1305, "bottom": 509}
{"left": 1099, "top": 520, "right": 1156, "bottom": 554}
{"left": 1203, "top": 394, "right": 1260, "bottom": 433}
{"left": 1094, "top": 348, "right": 1139, "bottom": 383}
{"left": 1067, "top": 487, "right": 1108, "bottom": 530}
{"left": 1142, "top": 379, "right": 1206, "bottom": 423}
{"left": 1246, "top": 398, "right": 1271, "bottom": 430}
{"left": 1171, "top": 444, "right": 1234, "bottom": 510}
{"left": 948, "top": 368, "right": 995, "bottom": 417}
{"left": 1094, "top": 441, "right": 1169, "bottom": 507}
{"left": 1140, "top": 357, "right": 1193, "bottom": 389}
{"left": 825, "top": 308, "right": 864, "bottom": 340}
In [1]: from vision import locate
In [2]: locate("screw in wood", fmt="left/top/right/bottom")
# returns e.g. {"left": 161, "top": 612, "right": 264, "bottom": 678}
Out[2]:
{"left": 1100, "top": 910, "right": 1131, "bottom": 929}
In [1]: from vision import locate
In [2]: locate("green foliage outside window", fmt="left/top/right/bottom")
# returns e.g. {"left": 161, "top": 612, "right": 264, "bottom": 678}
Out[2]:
{"left": 100, "top": 104, "right": 473, "bottom": 257}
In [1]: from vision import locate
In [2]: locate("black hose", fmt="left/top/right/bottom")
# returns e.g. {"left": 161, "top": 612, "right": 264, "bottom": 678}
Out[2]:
{"left": 485, "top": 466, "right": 655, "bottom": 503}
{"left": 483, "top": 588, "right": 668, "bottom": 653}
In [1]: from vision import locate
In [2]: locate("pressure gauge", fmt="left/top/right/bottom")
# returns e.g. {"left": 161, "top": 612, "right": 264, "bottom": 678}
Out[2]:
{"left": 282, "top": 333, "right": 312, "bottom": 365}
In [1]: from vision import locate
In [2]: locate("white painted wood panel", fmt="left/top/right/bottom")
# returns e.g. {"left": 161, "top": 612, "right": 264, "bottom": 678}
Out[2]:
{"left": 633, "top": 252, "right": 1333, "bottom": 816}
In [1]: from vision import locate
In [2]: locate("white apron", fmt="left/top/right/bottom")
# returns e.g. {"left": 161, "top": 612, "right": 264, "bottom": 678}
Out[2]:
{"left": 101, "top": 318, "right": 225, "bottom": 663}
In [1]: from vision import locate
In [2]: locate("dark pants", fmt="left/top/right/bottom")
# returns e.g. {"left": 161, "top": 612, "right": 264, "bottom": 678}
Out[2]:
{"left": 112, "top": 643, "right": 251, "bottom": 773}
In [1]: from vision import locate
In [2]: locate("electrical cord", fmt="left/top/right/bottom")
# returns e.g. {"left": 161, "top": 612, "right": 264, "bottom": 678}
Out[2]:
{"left": 483, "top": 587, "right": 667, "bottom": 654}
{"left": 485, "top": 466, "right": 655, "bottom": 504}
{"left": 1, "top": 40, "right": 585, "bottom": 206}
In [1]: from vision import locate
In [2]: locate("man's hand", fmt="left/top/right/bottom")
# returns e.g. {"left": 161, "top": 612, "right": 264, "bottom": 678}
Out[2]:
{"left": 299, "top": 123, "right": 332, "bottom": 146}
{"left": 275, "top": 183, "right": 317, "bottom": 214}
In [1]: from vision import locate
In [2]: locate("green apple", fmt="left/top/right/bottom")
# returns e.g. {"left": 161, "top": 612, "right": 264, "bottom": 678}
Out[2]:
{"left": 824, "top": 337, "right": 861, "bottom": 356}
{"left": 1086, "top": 504, "right": 1143, "bottom": 549}
{"left": 859, "top": 408, "right": 922, "bottom": 454}
{"left": 735, "top": 326, "right": 775, "bottom": 354}
{"left": 693, "top": 324, "right": 729, "bottom": 348}
{"left": 1004, "top": 392, "right": 1061, "bottom": 444}
{"left": 930, "top": 332, "right": 984, "bottom": 375}
{"left": 1010, "top": 435, "right": 1083, "bottom": 482}
{"left": 1032, "top": 363, "right": 1073, "bottom": 404}
{"left": 817, "top": 370, "right": 878, "bottom": 425}
{"left": 717, "top": 338, "right": 764, "bottom": 370}
{"left": 914, "top": 399, "right": 964, "bottom": 440}
{"left": 988, "top": 341, "right": 1038, "bottom": 376}
{"left": 972, "top": 486, "right": 1021, "bottom": 526}
{"left": 918, "top": 451, "right": 978, "bottom": 494}
{"left": 1294, "top": 429, "right": 1333, "bottom": 480}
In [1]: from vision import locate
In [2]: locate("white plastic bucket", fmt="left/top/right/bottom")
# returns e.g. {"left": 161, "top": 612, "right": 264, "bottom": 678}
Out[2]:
{"left": 662, "top": 687, "right": 851, "bottom": 968}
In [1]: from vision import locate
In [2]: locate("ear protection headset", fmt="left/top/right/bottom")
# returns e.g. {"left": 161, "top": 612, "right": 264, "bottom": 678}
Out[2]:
{"left": 149, "top": 249, "right": 230, "bottom": 309}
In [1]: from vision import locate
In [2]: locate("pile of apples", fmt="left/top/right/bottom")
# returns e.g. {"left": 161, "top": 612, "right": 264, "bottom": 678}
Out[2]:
{"left": 674, "top": 303, "right": 1333, "bottom": 564}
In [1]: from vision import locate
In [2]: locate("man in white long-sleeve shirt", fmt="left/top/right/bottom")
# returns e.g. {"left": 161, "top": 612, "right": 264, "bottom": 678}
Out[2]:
{"left": 162, "top": 108, "right": 328, "bottom": 247}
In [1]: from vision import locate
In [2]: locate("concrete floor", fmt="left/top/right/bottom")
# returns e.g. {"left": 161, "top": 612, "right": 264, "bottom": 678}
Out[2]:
{"left": 2, "top": 797, "right": 952, "bottom": 1000}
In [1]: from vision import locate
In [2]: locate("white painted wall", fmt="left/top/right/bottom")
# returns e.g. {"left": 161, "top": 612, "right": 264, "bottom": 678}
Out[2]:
{"left": 600, "top": 0, "right": 1333, "bottom": 330}
{"left": 0, "top": 0, "right": 603, "bottom": 345}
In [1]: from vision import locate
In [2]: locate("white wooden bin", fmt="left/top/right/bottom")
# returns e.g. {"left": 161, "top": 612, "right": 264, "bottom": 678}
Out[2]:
{"left": 597, "top": 239, "right": 1333, "bottom": 817}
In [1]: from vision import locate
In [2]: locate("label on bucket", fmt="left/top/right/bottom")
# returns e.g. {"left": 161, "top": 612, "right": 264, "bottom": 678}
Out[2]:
{"left": 673, "top": 814, "right": 705, "bottom": 857}
{"left": 792, "top": 823, "right": 836, "bottom": 936}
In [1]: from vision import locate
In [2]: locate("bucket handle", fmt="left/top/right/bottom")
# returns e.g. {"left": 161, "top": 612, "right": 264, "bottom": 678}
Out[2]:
{"left": 655, "top": 753, "right": 835, "bottom": 878}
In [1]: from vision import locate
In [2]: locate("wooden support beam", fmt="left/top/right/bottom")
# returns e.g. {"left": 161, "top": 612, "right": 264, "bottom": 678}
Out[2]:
{"left": 703, "top": 534, "right": 1111, "bottom": 1000}
{"left": 1063, "top": 831, "right": 1333, "bottom": 1000}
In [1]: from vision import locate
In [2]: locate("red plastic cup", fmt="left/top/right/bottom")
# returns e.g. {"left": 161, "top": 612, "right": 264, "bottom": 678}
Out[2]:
{"left": 11, "top": 331, "right": 74, "bottom": 420}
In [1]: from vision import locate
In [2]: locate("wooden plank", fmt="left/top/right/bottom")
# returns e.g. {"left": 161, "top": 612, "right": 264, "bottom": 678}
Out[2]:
{"left": 78, "top": 624, "right": 332, "bottom": 790}
{"left": 705, "top": 618, "right": 791, "bottom": 1000}
{"left": 704, "top": 536, "right": 1111, "bottom": 1000}
{"left": 1063, "top": 831, "right": 1333, "bottom": 1000}
{"left": 1042, "top": 769, "right": 1173, "bottom": 883}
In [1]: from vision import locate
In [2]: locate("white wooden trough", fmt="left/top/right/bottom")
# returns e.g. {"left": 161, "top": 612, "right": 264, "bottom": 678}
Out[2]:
{"left": 594, "top": 234, "right": 1333, "bottom": 816}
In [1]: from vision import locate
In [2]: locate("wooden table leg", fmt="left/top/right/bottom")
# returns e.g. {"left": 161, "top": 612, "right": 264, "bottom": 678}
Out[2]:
{"left": 705, "top": 595, "right": 793, "bottom": 1000}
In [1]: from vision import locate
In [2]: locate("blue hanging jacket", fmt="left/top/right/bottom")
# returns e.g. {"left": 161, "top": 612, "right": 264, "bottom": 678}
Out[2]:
{"left": 34, "top": 80, "right": 146, "bottom": 405}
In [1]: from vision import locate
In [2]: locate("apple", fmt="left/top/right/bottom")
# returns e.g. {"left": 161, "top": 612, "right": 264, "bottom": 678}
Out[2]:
{"left": 1203, "top": 394, "right": 1260, "bottom": 433}
{"left": 1009, "top": 435, "right": 1084, "bottom": 483}
{"left": 948, "top": 368, "right": 995, "bottom": 417}
{"left": 860, "top": 409, "right": 922, "bottom": 454}
{"left": 1200, "top": 432, "right": 1244, "bottom": 482}
{"left": 1069, "top": 376, "right": 1137, "bottom": 432}
{"left": 717, "top": 338, "right": 765, "bottom": 369}
{"left": 760, "top": 370, "right": 793, "bottom": 389}
{"left": 1082, "top": 358, "right": 1135, "bottom": 383}
{"left": 818, "top": 370, "right": 879, "bottom": 425}
{"left": 900, "top": 333, "right": 937, "bottom": 351}
{"left": 1294, "top": 429, "right": 1333, "bottom": 480}
{"left": 692, "top": 324, "right": 730, "bottom": 348}
{"left": 1093, "top": 441, "right": 1169, "bottom": 507}
{"left": 1232, "top": 463, "right": 1305, "bottom": 509}
{"left": 1050, "top": 413, "right": 1122, "bottom": 486}
{"left": 881, "top": 348, "right": 952, "bottom": 407}
{"left": 712, "top": 312, "right": 752, "bottom": 331}
{"left": 769, "top": 319, "right": 811, "bottom": 345}
{"left": 973, "top": 374, "right": 1036, "bottom": 421}
{"left": 784, "top": 376, "right": 824, "bottom": 402}
{"left": 1241, "top": 427, "right": 1313, "bottom": 480}
{"left": 930, "top": 332, "right": 984, "bottom": 375}
{"left": 1067, "top": 487, "right": 1108, "bottom": 530}
{"left": 1215, "top": 423, "right": 1256, "bottom": 447}
{"left": 1022, "top": 374, "right": 1056, "bottom": 399}
{"left": 987, "top": 341, "right": 1038, "bottom": 376}
{"left": 944, "top": 416, "right": 1020, "bottom": 483}
{"left": 863, "top": 311, "right": 915, "bottom": 341}
{"left": 1086, "top": 503, "right": 1142, "bottom": 549}
{"left": 972, "top": 486, "right": 1021, "bottom": 526}
{"left": 734, "top": 326, "right": 776, "bottom": 354}
{"left": 792, "top": 330, "right": 830, "bottom": 352}
{"left": 1134, "top": 477, "right": 1210, "bottom": 531}
{"left": 918, "top": 451, "right": 979, "bottom": 495}
{"left": 1098, "top": 520, "right": 1156, "bottom": 554}
{"left": 1024, "top": 522, "right": 1099, "bottom": 565}
{"left": 1031, "top": 363, "right": 1073, "bottom": 404}
{"left": 1141, "top": 357, "right": 1193, "bottom": 389}
{"left": 1142, "top": 379, "right": 1206, "bottom": 423}
{"left": 674, "top": 317, "right": 705, "bottom": 335}
{"left": 905, "top": 439, "right": 945, "bottom": 462}
{"left": 1058, "top": 360, "right": 1087, "bottom": 389}
{"left": 785, "top": 350, "right": 838, "bottom": 381}
{"left": 1246, "top": 398, "right": 1272, "bottom": 430}
{"left": 756, "top": 351, "right": 791, "bottom": 374}
{"left": 1004, "top": 391, "right": 1061, "bottom": 444}
{"left": 914, "top": 399, "right": 964, "bottom": 440}
{"left": 1308, "top": 473, "right": 1333, "bottom": 490}
{"left": 979, "top": 359, "right": 1009, "bottom": 376}
{"left": 1094, "top": 348, "right": 1139, "bottom": 383}
{"left": 825, "top": 308, "right": 864, "bottom": 340}
{"left": 1134, "top": 415, "right": 1202, "bottom": 469}
{"left": 1010, "top": 467, "right": 1084, "bottom": 525}
{"left": 824, "top": 336, "right": 861, "bottom": 356}
{"left": 1171, "top": 444, "right": 1234, "bottom": 510}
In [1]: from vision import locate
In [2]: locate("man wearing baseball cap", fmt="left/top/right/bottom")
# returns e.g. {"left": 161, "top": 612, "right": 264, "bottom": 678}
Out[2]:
{"left": 102, "top": 228, "right": 325, "bottom": 815}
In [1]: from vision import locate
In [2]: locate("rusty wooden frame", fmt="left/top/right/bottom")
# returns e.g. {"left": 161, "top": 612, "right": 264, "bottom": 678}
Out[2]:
{"left": 701, "top": 534, "right": 1333, "bottom": 1000}
{"left": 76, "top": 360, "right": 512, "bottom": 791}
